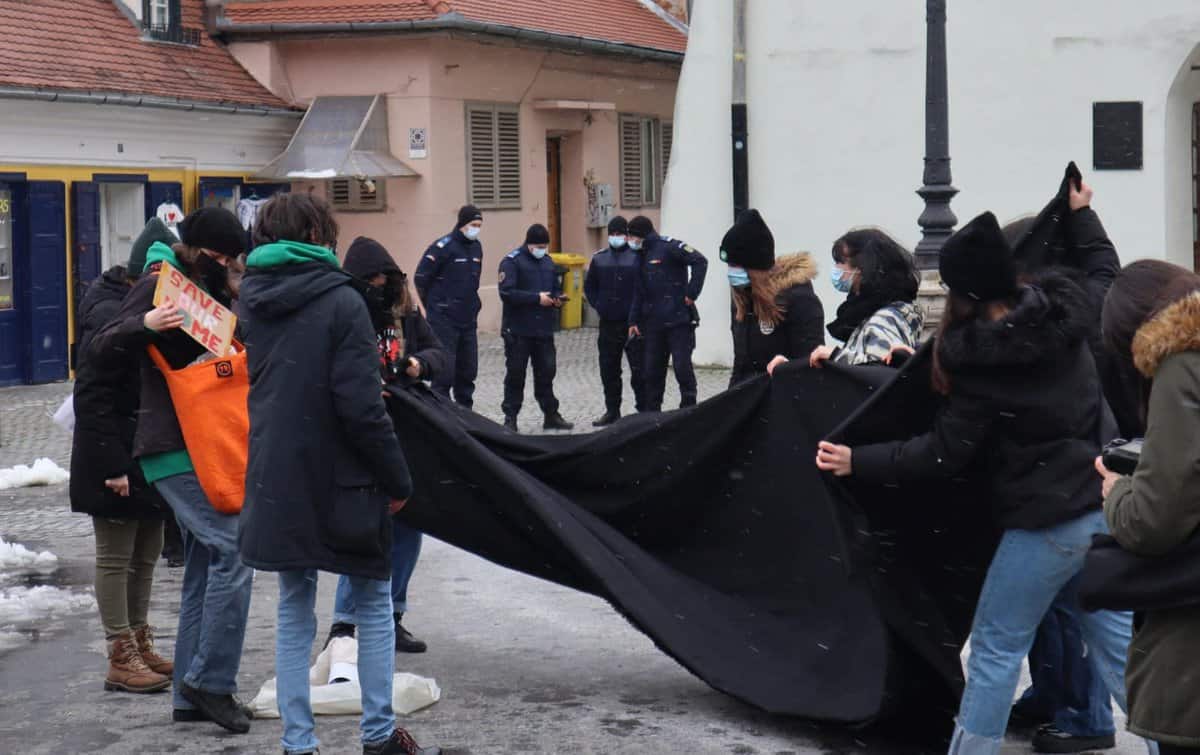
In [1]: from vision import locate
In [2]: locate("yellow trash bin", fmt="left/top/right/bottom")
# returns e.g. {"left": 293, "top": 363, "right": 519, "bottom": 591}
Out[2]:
{"left": 550, "top": 253, "right": 587, "bottom": 330}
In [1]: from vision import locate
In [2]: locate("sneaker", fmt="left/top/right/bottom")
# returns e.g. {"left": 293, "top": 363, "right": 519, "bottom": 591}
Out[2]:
{"left": 1032, "top": 724, "right": 1116, "bottom": 754}
{"left": 180, "top": 683, "right": 252, "bottom": 734}
{"left": 592, "top": 411, "right": 619, "bottom": 427}
{"left": 363, "top": 728, "right": 440, "bottom": 755}
{"left": 503, "top": 416, "right": 519, "bottom": 433}
{"left": 323, "top": 621, "right": 356, "bottom": 650}
{"left": 542, "top": 412, "right": 574, "bottom": 431}
{"left": 394, "top": 613, "right": 427, "bottom": 654}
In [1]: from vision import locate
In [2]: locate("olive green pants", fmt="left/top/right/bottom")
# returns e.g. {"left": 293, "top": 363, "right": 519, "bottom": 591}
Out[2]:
{"left": 92, "top": 517, "right": 164, "bottom": 639}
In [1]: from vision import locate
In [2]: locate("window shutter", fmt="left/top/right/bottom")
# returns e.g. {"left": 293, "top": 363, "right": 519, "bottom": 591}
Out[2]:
{"left": 466, "top": 105, "right": 498, "bottom": 208}
{"left": 330, "top": 179, "right": 352, "bottom": 207}
{"left": 660, "top": 121, "right": 673, "bottom": 190}
{"left": 327, "top": 178, "right": 386, "bottom": 212}
{"left": 619, "top": 115, "right": 644, "bottom": 208}
{"left": 496, "top": 107, "right": 521, "bottom": 208}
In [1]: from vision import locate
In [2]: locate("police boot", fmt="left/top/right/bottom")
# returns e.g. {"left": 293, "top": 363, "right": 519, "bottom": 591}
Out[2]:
{"left": 543, "top": 412, "right": 574, "bottom": 431}
{"left": 592, "top": 411, "right": 620, "bottom": 427}
{"left": 503, "top": 416, "right": 519, "bottom": 433}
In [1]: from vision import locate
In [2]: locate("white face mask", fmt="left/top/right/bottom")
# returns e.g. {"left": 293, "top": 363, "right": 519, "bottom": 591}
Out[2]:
{"left": 627, "top": 239, "right": 643, "bottom": 251}
{"left": 463, "top": 226, "right": 482, "bottom": 241}
{"left": 609, "top": 235, "right": 627, "bottom": 249}
{"left": 530, "top": 247, "right": 548, "bottom": 259}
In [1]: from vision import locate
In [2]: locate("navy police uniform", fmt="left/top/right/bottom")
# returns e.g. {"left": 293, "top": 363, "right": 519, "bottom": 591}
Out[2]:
{"left": 629, "top": 232, "right": 707, "bottom": 411}
{"left": 414, "top": 229, "right": 482, "bottom": 408}
{"left": 498, "top": 246, "right": 562, "bottom": 420}
{"left": 584, "top": 242, "right": 646, "bottom": 414}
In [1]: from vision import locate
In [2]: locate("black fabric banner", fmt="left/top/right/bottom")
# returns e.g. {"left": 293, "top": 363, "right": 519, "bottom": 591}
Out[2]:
{"left": 388, "top": 345, "right": 997, "bottom": 733}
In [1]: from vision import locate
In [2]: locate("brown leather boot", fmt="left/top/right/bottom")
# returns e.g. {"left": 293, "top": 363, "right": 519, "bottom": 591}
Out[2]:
{"left": 134, "top": 624, "right": 174, "bottom": 676}
{"left": 104, "top": 632, "right": 170, "bottom": 693}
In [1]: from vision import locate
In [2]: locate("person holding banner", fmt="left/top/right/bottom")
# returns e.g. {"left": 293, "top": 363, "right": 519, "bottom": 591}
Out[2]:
{"left": 90, "top": 207, "right": 256, "bottom": 735}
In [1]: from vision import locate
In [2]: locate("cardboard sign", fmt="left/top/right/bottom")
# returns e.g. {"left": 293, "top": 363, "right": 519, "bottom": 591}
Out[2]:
{"left": 153, "top": 262, "right": 237, "bottom": 356}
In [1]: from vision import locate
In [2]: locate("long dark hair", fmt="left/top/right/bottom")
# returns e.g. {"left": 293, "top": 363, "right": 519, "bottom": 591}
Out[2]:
{"left": 1102, "top": 260, "right": 1200, "bottom": 414}
{"left": 832, "top": 228, "right": 919, "bottom": 303}
{"left": 252, "top": 192, "right": 339, "bottom": 249}
{"left": 929, "top": 290, "right": 1017, "bottom": 395}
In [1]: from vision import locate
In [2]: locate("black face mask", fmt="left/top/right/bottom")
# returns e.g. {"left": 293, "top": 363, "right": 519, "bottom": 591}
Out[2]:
{"left": 194, "top": 254, "right": 232, "bottom": 302}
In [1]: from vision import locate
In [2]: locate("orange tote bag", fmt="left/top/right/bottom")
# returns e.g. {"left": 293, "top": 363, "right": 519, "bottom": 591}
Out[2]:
{"left": 147, "top": 343, "right": 250, "bottom": 515}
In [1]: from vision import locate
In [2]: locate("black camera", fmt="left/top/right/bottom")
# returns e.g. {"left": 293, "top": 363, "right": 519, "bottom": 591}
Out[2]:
{"left": 1101, "top": 438, "right": 1143, "bottom": 476}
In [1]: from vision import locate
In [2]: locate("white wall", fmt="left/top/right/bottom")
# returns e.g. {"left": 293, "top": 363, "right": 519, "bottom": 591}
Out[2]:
{"left": 672, "top": 0, "right": 1200, "bottom": 366}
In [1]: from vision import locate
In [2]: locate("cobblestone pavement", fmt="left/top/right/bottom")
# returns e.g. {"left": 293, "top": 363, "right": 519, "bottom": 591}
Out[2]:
{"left": 0, "top": 329, "right": 1144, "bottom": 754}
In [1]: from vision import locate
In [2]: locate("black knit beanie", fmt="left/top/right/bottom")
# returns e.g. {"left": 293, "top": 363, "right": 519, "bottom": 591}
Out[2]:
{"left": 628, "top": 216, "right": 655, "bottom": 239}
{"left": 607, "top": 215, "right": 629, "bottom": 235}
{"left": 719, "top": 209, "right": 775, "bottom": 271}
{"left": 178, "top": 207, "right": 246, "bottom": 259}
{"left": 525, "top": 224, "right": 551, "bottom": 246}
{"left": 939, "top": 211, "right": 1019, "bottom": 302}
{"left": 457, "top": 204, "right": 483, "bottom": 229}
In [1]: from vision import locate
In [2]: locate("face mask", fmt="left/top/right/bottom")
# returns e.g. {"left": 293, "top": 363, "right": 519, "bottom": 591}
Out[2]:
{"left": 609, "top": 235, "right": 627, "bottom": 249}
{"left": 195, "top": 254, "right": 231, "bottom": 300}
{"left": 627, "top": 239, "right": 643, "bottom": 251}
{"left": 463, "top": 226, "right": 482, "bottom": 241}
{"left": 727, "top": 267, "right": 751, "bottom": 288}
{"left": 530, "top": 247, "right": 548, "bottom": 260}
{"left": 831, "top": 267, "right": 856, "bottom": 293}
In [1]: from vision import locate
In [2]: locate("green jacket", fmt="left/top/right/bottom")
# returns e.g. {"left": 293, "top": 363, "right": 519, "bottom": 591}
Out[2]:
{"left": 1104, "top": 291, "right": 1200, "bottom": 747}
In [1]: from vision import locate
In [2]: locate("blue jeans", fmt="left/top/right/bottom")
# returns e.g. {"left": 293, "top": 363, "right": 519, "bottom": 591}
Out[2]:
{"left": 276, "top": 570, "right": 395, "bottom": 754}
{"left": 949, "top": 510, "right": 1150, "bottom": 755}
{"left": 154, "top": 472, "right": 254, "bottom": 707}
{"left": 1016, "top": 580, "right": 1115, "bottom": 736}
{"left": 334, "top": 519, "right": 422, "bottom": 621}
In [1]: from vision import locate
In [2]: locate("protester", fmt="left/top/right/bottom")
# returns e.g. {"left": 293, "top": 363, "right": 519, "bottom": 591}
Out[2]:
{"left": 89, "top": 207, "right": 255, "bottom": 734}
{"left": 325, "top": 235, "right": 448, "bottom": 655}
{"left": 498, "top": 223, "right": 573, "bottom": 432}
{"left": 1096, "top": 260, "right": 1200, "bottom": 754}
{"left": 583, "top": 215, "right": 646, "bottom": 426}
{"left": 70, "top": 218, "right": 176, "bottom": 695}
{"left": 1005, "top": 178, "right": 1124, "bottom": 752}
{"left": 808, "top": 228, "right": 922, "bottom": 367}
{"left": 414, "top": 205, "right": 484, "bottom": 409}
{"left": 813, "top": 212, "right": 1141, "bottom": 755}
{"left": 720, "top": 209, "right": 824, "bottom": 386}
{"left": 237, "top": 194, "right": 439, "bottom": 755}
{"left": 628, "top": 216, "right": 707, "bottom": 411}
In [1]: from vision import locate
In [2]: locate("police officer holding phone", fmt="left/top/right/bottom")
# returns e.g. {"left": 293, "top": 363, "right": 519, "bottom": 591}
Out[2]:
{"left": 498, "top": 224, "right": 574, "bottom": 433}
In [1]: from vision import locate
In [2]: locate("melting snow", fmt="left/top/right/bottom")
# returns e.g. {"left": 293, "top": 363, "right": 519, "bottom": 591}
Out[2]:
{"left": 0, "top": 459, "right": 70, "bottom": 490}
{"left": 0, "top": 536, "right": 57, "bottom": 570}
{"left": 0, "top": 585, "right": 93, "bottom": 626}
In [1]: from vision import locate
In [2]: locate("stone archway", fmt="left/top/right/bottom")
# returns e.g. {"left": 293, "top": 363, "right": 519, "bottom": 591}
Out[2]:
{"left": 1164, "top": 44, "right": 1200, "bottom": 271}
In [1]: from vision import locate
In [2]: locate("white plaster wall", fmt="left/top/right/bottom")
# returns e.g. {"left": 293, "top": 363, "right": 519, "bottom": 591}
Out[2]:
{"left": 673, "top": 0, "right": 1200, "bottom": 366}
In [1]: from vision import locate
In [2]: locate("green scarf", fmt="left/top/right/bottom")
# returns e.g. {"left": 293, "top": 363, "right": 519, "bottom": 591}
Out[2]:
{"left": 246, "top": 240, "right": 340, "bottom": 270}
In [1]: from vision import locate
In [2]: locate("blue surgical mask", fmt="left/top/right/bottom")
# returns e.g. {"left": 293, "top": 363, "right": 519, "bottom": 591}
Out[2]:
{"left": 463, "top": 226, "right": 481, "bottom": 241}
{"left": 831, "top": 267, "right": 856, "bottom": 293}
{"left": 530, "top": 246, "right": 548, "bottom": 259}
{"left": 627, "top": 239, "right": 643, "bottom": 251}
{"left": 609, "top": 235, "right": 627, "bottom": 249}
{"left": 727, "top": 267, "right": 751, "bottom": 288}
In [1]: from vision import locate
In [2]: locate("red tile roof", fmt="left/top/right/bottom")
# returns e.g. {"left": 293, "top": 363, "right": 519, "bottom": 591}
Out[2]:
{"left": 0, "top": 0, "right": 291, "bottom": 110}
{"left": 221, "top": 0, "right": 687, "bottom": 55}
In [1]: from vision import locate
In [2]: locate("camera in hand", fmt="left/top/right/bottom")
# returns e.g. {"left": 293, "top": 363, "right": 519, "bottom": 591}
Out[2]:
{"left": 1101, "top": 438, "right": 1143, "bottom": 476}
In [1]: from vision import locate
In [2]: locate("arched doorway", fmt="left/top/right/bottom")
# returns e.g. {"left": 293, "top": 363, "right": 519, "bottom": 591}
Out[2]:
{"left": 1165, "top": 44, "right": 1200, "bottom": 271}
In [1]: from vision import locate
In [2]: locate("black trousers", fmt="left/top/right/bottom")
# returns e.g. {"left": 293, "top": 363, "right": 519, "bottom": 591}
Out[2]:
{"left": 597, "top": 319, "right": 646, "bottom": 414}
{"left": 1159, "top": 746, "right": 1200, "bottom": 754}
{"left": 502, "top": 332, "right": 559, "bottom": 419}
{"left": 429, "top": 316, "right": 478, "bottom": 409}
{"left": 642, "top": 324, "right": 697, "bottom": 412}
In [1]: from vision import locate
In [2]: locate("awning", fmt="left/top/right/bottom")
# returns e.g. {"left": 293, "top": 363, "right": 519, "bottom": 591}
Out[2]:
{"left": 255, "top": 94, "right": 418, "bottom": 180}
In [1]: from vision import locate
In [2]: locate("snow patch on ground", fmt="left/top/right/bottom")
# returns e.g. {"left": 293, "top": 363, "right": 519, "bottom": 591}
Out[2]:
{"left": 0, "top": 585, "right": 93, "bottom": 627}
{"left": 0, "top": 536, "right": 58, "bottom": 570}
{"left": 0, "top": 459, "right": 70, "bottom": 490}
{"left": 0, "top": 537, "right": 93, "bottom": 647}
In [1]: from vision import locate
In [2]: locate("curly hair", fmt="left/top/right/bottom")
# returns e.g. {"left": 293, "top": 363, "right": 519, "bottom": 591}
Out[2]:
{"left": 831, "top": 228, "right": 919, "bottom": 303}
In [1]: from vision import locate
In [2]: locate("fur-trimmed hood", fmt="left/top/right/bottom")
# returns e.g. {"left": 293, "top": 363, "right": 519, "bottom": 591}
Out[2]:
{"left": 1133, "top": 291, "right": 1200, "bottom": 378}
{"left": 938, "top": 272, "right": 1091, "bottom": 372}
{"left": 768, "top": 252, "right": 817, "bottom": 290}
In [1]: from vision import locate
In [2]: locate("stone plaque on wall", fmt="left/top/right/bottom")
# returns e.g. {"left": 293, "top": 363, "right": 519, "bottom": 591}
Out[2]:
{"left": 1093, "top": 102, "right": 1142, "bottom": 170}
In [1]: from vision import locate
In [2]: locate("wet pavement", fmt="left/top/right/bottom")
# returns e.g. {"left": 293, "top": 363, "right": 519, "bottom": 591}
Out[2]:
{"left": 0, "top": 330, "right": 1146, "bottom": 754}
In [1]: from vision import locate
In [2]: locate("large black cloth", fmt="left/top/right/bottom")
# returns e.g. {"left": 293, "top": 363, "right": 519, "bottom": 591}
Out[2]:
{"left": 388, "top": 347, "right": 996, "bottom": 732}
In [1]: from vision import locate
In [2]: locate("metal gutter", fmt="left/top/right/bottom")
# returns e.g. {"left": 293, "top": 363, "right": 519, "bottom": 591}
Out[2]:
{"left": 0, "top": 86, "right": 302, "bottom": 117}
{"left": 214, "top": 14, "right": 685, "bottom": 63}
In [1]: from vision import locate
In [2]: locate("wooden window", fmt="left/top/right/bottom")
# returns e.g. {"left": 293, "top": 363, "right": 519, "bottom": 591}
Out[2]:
{"left": 619, "top": 115, "right": 671, "bottom": 209}
{"left": 465, "top": 103, "right": 521, "bottom": 210}
{"left": 327, "top": 178, "right": 387, "bottom": 212}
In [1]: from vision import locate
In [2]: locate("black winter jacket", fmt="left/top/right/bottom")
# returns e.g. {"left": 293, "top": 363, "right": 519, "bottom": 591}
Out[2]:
{"left": 729, "top": 254, "right": 825, "bottom": 386}
{"left": 853, "top": 274, "right": 1115, "bottom": 531}
{"left": 70, "top": 267, "right": 165, "bottom": 520}
{"left": 237, "top": 261, "right": 413, "bottom": 580}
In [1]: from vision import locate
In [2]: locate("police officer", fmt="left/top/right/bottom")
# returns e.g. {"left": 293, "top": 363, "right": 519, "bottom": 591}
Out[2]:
{"left": 414, "top": 205, "right": 484, "bottom": 408}
{"left": 627, "top": 215, "right": 707, "bottom": 411}
{"left": 498, "top": 224, "right": 574, "bottom": 433}
{"left": 584, "top": 216, "right": 646, "bottom": 426}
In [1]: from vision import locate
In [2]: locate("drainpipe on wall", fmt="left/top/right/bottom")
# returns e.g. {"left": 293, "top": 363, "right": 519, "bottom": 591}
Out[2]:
{"left": 731, "top": 0, "right": 747, "bottom": 221}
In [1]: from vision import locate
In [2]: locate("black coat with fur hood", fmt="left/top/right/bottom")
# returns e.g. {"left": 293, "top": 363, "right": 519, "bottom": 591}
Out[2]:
{"left": 854, "top": 273, "right": 1116, "bottom": 531}
{"left": 729, "top": 253, "right": 825, "bottom": 386}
